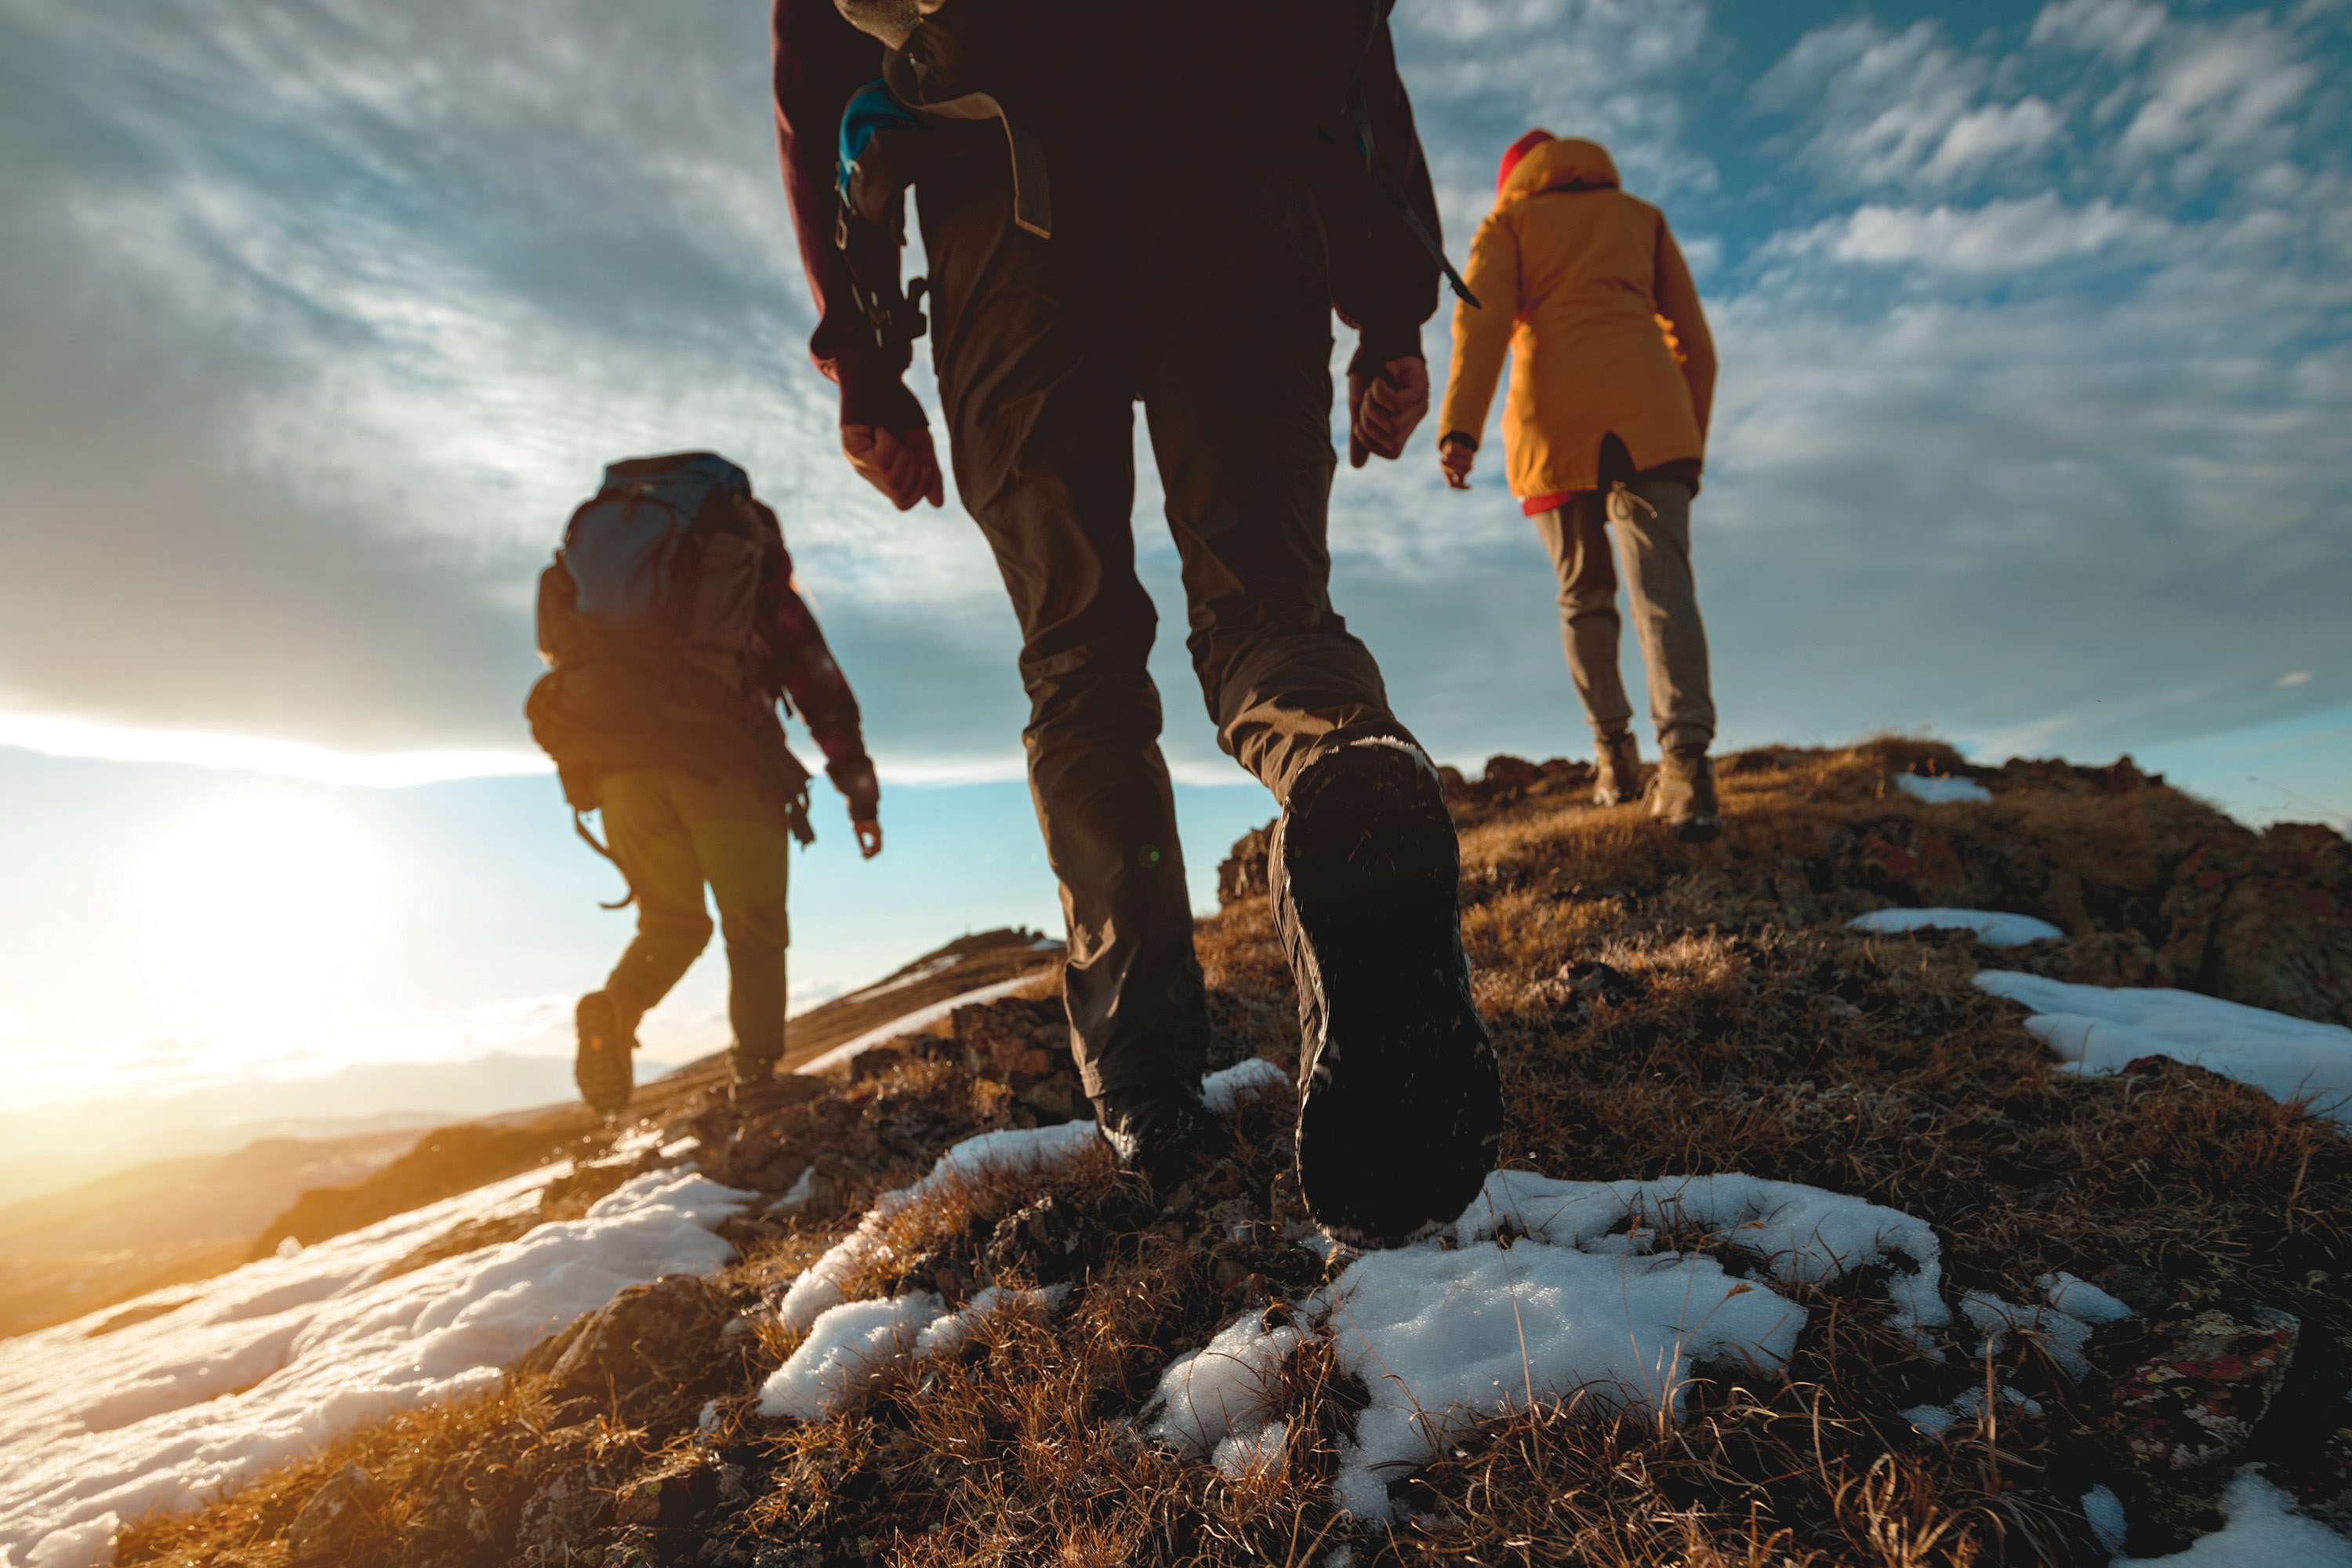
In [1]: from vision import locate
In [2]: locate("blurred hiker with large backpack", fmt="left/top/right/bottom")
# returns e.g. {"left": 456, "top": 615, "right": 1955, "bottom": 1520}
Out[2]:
{"left": 1436, "top": 133, "right": 1724, "bottom": 844}
{"left": 528, "top": 452, "right": 883, "bottom": 1116}
{"left": 769, "top": 0, "right": 1503, "bottom": 1245}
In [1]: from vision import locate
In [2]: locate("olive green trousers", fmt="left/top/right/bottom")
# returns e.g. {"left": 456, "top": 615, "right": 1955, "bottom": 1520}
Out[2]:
{"left": 598, "top": 767, "right": 793, "bottom": 1067}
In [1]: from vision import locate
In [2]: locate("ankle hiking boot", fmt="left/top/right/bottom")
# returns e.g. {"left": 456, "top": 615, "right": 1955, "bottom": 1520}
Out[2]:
{"left": 1093, "top": 1080, "right": 1230, "bottom": 1189}
{"left": 1593, "top": 732, "right": 1642, "bottom": 807}
{"left": 574, "top": 991, "right": 635, "bottom": 1116}
{"left": 1273, "top": 738, "right": 1504, "bottom": 1247}
{"left": 729, "top": 1047, "right": 779, "bottom": 1091}
{"left": 1649, "top": 747, "right": 1722, "bottom": 843}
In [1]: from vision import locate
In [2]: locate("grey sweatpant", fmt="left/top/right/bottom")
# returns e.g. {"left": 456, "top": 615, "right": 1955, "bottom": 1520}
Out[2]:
{"left": 1530, "top": 475, "right": 1716, "bottom": 753}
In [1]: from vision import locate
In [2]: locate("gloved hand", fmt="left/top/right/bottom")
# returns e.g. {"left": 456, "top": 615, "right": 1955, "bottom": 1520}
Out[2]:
{"left": 841, "top": 424, "right": 945, "bottom": 510}
{"left": 853, "top": 818, "right": 884, "bottom": 858}
{"left": 1348, "top": 356, "right": 1431, "bottom": 468}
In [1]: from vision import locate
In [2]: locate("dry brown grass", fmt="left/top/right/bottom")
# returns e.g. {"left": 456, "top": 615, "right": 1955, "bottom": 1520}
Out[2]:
{"left": 111, "top": 739, "right": 2352, "bottom": 1567}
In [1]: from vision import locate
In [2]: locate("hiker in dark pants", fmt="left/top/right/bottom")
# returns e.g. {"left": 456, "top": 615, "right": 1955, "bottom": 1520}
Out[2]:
{"left": 770, "top": 2, "right": 1503, "bottom": 1244}
{"left": 528, "top": 452, "right": 883, "bottom": 1117}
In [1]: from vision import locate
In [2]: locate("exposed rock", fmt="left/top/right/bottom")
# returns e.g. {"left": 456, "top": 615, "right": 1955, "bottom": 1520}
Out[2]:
{"left": 984, "top": 1193, "right": 1111, "bottom": 1287}
{"left": 288, "top": 1464, "right": 384, "bottom": 1565}
{"left": 614, "top": 1452, "right": 722, "bottom": 1530}
{"left": 515, "top": 1460, "right": 614, "bottom": 1566}
{"left": 543, "top": 1272, "right": 731, "bottom": 1420}
{"left": 951, "top": 996, "right": 1074, "bottom": 1088}
{"left": 2107, "top": 1305, "right": 2300, "bottom": 1472}
{"left": 1218, "top": 823, "right": 1276, "bottom": 906}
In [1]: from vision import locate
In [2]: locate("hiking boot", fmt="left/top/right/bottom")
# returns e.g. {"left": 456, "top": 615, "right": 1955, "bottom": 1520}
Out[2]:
{"left": 1593, "top": 732, "right": 1642, "bottom": 807}
{"left": 729, "top": 1047, "right": 779, "bottom": 1091}
{"left": 1093, "top": 1080, "right": 1230, "bottom": 1189}
{"left": 574, "top": 991, "right": 635, "bottom": 1116}
{"left": 1648, "top": 747, "right": 1722, "bottom": 844}
{"left": 1273, "top": 738, "right": 1504, "bottom": 1248}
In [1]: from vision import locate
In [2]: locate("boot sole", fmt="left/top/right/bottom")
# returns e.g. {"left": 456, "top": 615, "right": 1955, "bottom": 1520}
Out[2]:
{"left": 1282, "top": 768, "right": 1504, "bottom": 1248}
{"left": 575, "top": 993, "right": 634, "bottom": 1116}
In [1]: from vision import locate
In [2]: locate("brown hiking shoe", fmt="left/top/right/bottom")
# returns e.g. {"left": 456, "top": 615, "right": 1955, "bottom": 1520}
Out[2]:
{"left": 1593, "top": 732, "right": 1642, "bottom": 807}
{"left": 1648, "top": 748, "right": 1721, "bottom": 844}
{"left": 575, "top": 991, "right": 635, "bottom": 1116}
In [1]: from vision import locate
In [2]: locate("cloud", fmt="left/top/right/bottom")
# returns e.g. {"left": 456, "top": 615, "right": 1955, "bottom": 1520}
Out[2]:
{"left": 2, "top": 0, "right": 2348, "bottom": 793}
{"left": 1751, "top": 19, "right": 2060, "bottom": 193}
{"left": 2030, "top": 0, "right": 2169, "bottom": 60}
{"left": 2118, "top": 15, "right": 2318, "bottom": 179}
{"left": 1767, "top": 193, "right": 2171, "bottom": 274}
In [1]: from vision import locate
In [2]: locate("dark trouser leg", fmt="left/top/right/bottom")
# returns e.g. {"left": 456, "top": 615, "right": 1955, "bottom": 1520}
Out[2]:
{"left": 1138, "top": 172, "right": 1411, "bottom": 802}
{"left": 924, "top": 175, "right": 1206, "bottom": 1100}
{"left": 1133, "top": 166, "right": 1499, "bottom": 1243}
{"left": 599, "top": 768, "right": 714, "bottom": 1032}
{"left": 1529, "top": 495, "right": 1635, "bottom": 740}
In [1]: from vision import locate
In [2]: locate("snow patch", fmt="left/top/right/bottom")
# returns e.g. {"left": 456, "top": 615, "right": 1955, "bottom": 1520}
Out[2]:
{"left": 772, "top": 1163, "right": 815, "bottom": 1210}
{"left": 1849, "top": 908, "right": 2063, "bottom": 946}
{"left": 1212, "top": 1419, "right": 1289, "bottom": 1481}
{"left": 2040, "top": 1271, "right": 2133, "bottom": 1324}
{"left": 1896, "top": 774, "right": 1994, "bottom": 804}
{"left": 0, "top": 1167, "right": 747, "bottom": 1568}
{"left": 1149, "top": 1171, "right": 1948, "bottom": 1522}
{"left": 1150, "top": 1311, "right": 1305, "bottom": 1459}
{"left": 776, "top": 1120, "right": 1102, "bottom": 1334}
{"left": 1201, "top": 1057, "right": 1289, "bottom": 1114}
{"left": 2111, "top": 1469, "right": 2352, "bottom": 1566}
{"left": 1973, "top": 971, "right": 2352, "bottom": 1127}
{"left": 1960, "top": 1290, "right": 2095, "bottom": 1379}
{"left": 20, "top": 1512, "right": 118, "bottom": 1568}
{"left": 2082, "top": 1484, "right": 2127, "bottom": 1554}
{"left": 759, "top": 1292, "right": 946, "bottom": 1420}
{"left": 760, "top": 1284, "right": 1069, "bottom": 1420}
{"left": 1454, "top": 1171, "right": 1947, "bottom": 1348}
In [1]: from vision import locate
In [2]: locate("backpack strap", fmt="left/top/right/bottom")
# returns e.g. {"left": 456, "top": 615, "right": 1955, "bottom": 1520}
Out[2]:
{"left": 1345, "top": 79, "right": 1479, "bottom": 310}
{"left": 572, "top": 808, "right": 637, "bottom": 910}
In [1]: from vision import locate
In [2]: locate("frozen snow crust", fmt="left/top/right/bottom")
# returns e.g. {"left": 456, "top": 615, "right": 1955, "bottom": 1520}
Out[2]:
{"left": 0, "top": 1163, "right": 749, "bottom": 1568}
{"left": 761, "top": 1058, "right": 1287, "bottom": 1419}
{"left": 1149, "top": 1170, "right": 1951, "bottom": 1520}
{"left": 1976, "top": 969, "right": 2352, "bottom": 1127}
{"left": 1849, "top": 906, "right": 2064, "bottom": 946}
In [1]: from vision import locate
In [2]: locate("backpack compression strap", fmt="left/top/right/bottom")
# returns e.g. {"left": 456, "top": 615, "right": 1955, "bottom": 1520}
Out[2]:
{"left": 1346, "top": 80, "right": 1479, "bottom": 310}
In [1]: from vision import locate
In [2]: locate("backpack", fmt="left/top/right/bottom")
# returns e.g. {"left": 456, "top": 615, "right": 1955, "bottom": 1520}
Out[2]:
{"left": 527, "top": 453, "right": 813, "bottom": 891}
{"left": 828, "top": 0, "right": 1475, "bottom": 350}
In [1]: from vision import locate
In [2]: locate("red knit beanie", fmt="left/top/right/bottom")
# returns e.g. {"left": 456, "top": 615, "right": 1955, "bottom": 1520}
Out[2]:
{"left": 1497, "top": 129, "right": 1555, "bottom": 193}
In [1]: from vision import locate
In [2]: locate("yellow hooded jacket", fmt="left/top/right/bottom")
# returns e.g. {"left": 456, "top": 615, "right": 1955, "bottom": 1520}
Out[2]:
{"left": 1436, "top": 138, "right": 1715, "bottom": 502}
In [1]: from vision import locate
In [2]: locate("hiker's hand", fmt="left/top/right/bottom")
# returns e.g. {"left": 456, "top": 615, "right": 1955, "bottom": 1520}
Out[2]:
{"left": 842, "top": 425, "right": 945, "bottom": 511}
{"left": 1348, "top": 356, "right": 1430, "bottom": 467}
{"left": 853, "top": 818, "right": 884, "bottom": 858}
{"left": 1440, "top": 434, "right": 1476, "bottom": 490}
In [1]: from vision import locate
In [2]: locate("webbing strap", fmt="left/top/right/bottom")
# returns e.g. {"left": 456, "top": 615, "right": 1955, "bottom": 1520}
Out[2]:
{"left": 1347, "top": 81, "right": 1480, "bottom": 310}
{"left": 573, "top": 808, "right": 637, "bottom": 910}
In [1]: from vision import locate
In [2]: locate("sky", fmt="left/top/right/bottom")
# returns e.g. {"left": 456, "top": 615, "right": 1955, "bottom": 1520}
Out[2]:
{"left": 0, "top": 0, "right": 2345, "bottom": 1156}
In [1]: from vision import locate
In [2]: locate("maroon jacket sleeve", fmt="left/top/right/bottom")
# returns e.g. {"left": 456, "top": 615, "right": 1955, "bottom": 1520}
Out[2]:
{"left": 772, "top": 0, "right": 926, "bottom": 432}
{"left": 1325, "top": 21, "right": 1443, "bottom": 376}
{"left": 754, "top": 511, "right": 880, "bottom": 818}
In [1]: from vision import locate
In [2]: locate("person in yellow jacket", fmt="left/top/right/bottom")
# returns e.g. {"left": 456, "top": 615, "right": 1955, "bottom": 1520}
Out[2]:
{"left": 1436, "top": 132, "right": 1722, "bottom": 841}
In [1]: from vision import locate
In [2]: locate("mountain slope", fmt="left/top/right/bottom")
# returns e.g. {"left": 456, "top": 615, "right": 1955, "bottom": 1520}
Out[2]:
{"left": 49, "top": 742, "right": 2352, "bottom": 1566}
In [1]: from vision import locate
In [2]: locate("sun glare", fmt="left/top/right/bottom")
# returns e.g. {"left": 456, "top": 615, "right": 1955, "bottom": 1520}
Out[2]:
{"left": 141, "top": 798, "right": 390, "bottom": 1023}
